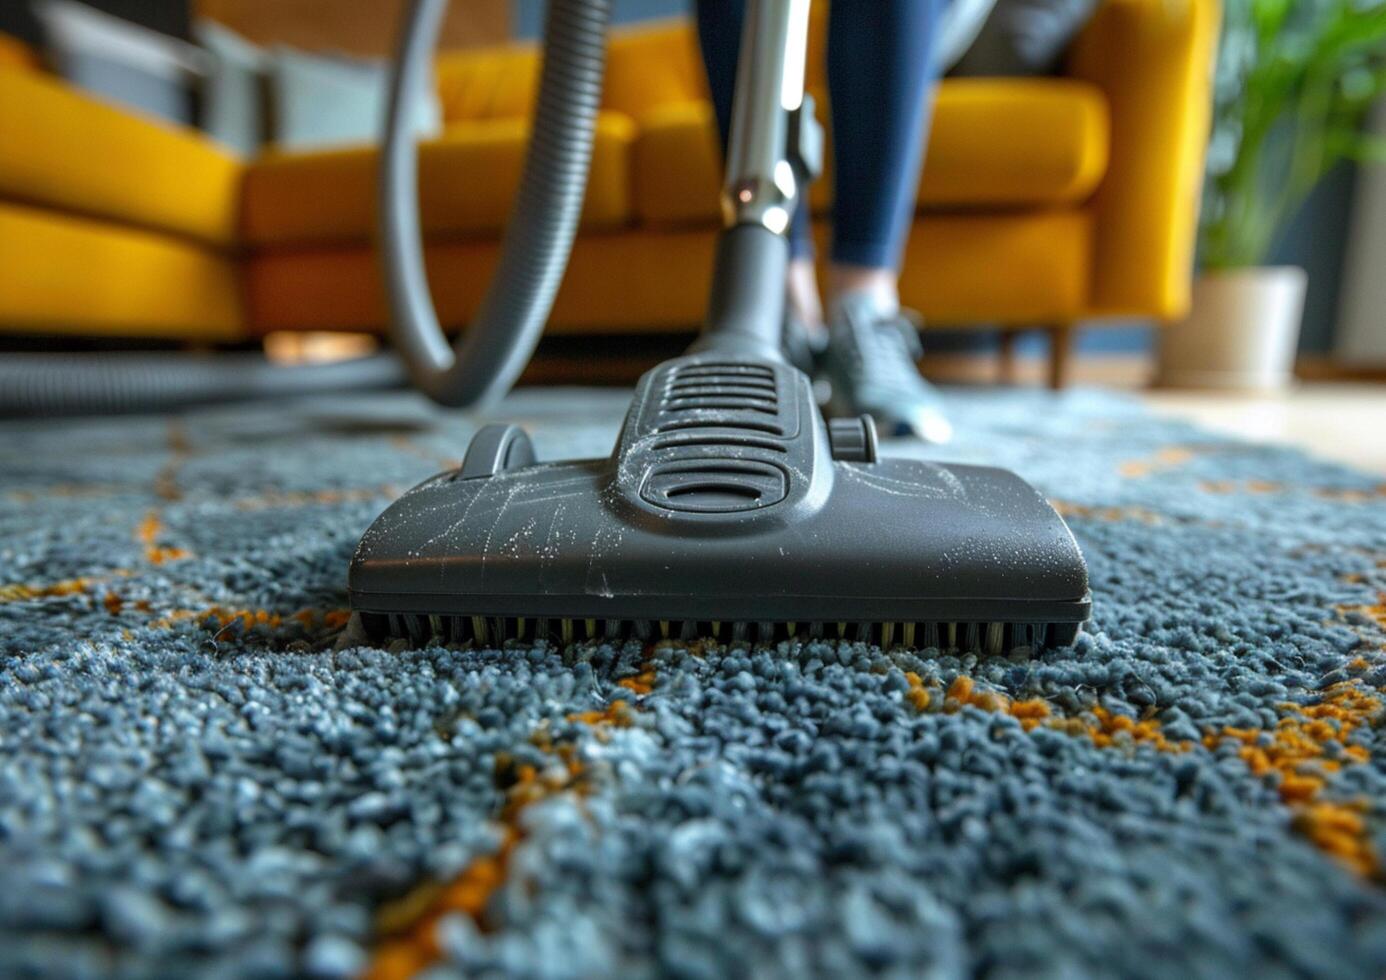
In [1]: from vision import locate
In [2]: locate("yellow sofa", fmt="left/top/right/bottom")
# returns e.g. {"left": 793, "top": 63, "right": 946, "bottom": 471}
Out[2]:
{"left": 0, "top": 0, "right": 1217, "bottom": 384}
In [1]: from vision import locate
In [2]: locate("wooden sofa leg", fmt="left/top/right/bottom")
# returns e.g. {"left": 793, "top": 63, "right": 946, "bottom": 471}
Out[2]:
{"left": 1047, "top": 324, "right": 1076, "bottom": 390}
{"left": 997, "top": 330, "right": 1018, "bottom": 384}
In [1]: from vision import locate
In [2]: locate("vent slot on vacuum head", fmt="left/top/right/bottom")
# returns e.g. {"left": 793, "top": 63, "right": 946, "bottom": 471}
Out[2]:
{"left": 655, "top": 363, "right": 785, "bottom": 436}
{"left": 641, "top": 459, "right": 788, "bottom": 513}
{"left": 650, "top": 434, "right": 788, "bottom": 453}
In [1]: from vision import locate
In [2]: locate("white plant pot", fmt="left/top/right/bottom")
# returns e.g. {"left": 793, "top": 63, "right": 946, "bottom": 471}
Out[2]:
{"left": 1157, "top": 266, "right": 1307, "bottom": 390}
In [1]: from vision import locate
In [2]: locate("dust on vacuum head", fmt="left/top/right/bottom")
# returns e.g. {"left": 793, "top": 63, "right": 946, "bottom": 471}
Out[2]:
{"left": 349, "top": 354, "right": 1091, "bottom": 653}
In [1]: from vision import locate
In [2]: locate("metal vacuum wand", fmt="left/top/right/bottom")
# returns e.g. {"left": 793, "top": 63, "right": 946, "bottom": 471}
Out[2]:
{"left": 690, "top": 0, "right": 823, "bottom": 364}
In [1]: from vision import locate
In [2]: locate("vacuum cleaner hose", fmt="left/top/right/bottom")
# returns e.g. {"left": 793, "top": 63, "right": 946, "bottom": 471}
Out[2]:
{"left": 0, "top": 353, "right": 407, "bottom": 418}
{"left": 380, "top": 0, "right": 612, "bottom": 407}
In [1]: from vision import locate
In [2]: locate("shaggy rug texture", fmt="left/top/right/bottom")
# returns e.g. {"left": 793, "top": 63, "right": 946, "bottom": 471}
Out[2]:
{"left": 2, "top": 387, "right": 1386, "bottom": 979}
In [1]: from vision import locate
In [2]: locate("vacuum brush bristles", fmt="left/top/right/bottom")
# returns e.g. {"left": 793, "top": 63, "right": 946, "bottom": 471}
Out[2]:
{"left": 356, "top": 613, "right": 1075, "bottom": 656}
{"left": 349, "top": 353, "right": 1091, "bottom": 654}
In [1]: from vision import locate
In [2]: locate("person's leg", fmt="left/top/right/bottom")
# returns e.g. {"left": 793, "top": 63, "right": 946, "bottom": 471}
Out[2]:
{"left": 694, "top": 0, "right": 822, "bottom": 340}
{"left": 822, "top": 0, "right": 952, "bottom": 441}
{"left": 693, "top": 0, "right": 741, "bottom": 150}
{"left": 826, "top": 0, "right": 943, "bottom": 309}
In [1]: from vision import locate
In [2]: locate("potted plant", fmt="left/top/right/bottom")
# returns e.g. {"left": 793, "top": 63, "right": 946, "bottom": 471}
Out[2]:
{"left": 1159, "top": 0, "right": 1386, "bottom": 389}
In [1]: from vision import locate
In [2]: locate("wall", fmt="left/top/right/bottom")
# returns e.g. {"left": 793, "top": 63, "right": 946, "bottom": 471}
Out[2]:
{"left": 0, "top": 0, "right": 190, "bottom": 45}
{"left": 1268, "top": 164, "right": 1359, "bottom": 356}
{"left": 1336, "top": 98, "right": 1386, "bottom": 365}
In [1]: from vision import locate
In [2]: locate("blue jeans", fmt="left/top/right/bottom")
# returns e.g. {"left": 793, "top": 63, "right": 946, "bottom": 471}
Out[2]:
{"left": 695, "top": 0, "right": 945, "bottom": 269}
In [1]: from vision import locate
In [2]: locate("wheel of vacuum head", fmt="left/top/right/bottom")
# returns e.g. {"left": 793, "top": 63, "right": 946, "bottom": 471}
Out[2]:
{"left": 458, "top": 424, "right": 538, "bottom": 479}
{"left": 380, "top": 0, "right": 613, "bottom": 409}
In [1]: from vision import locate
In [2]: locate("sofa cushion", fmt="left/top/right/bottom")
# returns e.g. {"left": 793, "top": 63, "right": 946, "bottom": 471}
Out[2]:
{"left": 435, "top": 44, "right": 539, "bottom": 124}
{"left": 0, "top": 202, "right": 243, "bottom": 340}
{"left": 434, "top": 20, "right": 714, "bottom": 126}
{"left": 265, "top": 45, "right": 442, "bottom": 152}
{"left": 951, "top": 0, "right": 1099, "bottom": 76}
{"left": 603, "top": 19, "right": 710, "bottom": 119}
{"left": 242, "top": 111, "right": 635, "bottom": 248}
{"left": 633, "top": 78, "right": 1109, "bottom": 226}
{"left": 0, "top": 67, "right": 242, "bottom": 246}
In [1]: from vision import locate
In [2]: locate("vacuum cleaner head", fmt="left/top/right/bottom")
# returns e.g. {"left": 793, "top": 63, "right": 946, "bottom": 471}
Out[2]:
{"left": 350, "top": 354, "right": 1090, "bottom": 653}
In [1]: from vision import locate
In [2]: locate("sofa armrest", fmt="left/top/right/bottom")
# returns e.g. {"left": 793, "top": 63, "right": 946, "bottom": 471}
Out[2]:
{"left": 1066, "top": 0, "right": 1219, "bottom": 319}
{"left": 0, "top": 67, "right": 241, "bottom": 247}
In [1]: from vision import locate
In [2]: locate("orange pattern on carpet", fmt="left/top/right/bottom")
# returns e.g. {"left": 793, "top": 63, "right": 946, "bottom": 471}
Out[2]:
{"left": 1118, "top": 446, "right": 1197, "bottom": 479}
{"left": 913, "top": 668, "right": 1380, "bottom": 877}
{"left": 1205, "top": 671, "right": 1380, "bottom": 877}
{"left": 136, "top": 512, "right": 190, "bottom": 564}
{"left": 0, "top": 578, "right": 92, "bottom": 603}
{"left": 366, "top": 653, "right": 659, "bottom": 979}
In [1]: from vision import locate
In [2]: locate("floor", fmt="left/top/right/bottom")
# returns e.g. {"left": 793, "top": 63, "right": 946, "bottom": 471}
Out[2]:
{"left": 261, "top": 336, "right": 1386, "bottom": 476}
{"left": 6, "top": 387, "right": 1386, "bottom": 977}
{"left": 926, "top": 349, "right": 1386, "bottom": 476}
{"left": 1141, "top": 382, "right": 1386, "bottom": 476}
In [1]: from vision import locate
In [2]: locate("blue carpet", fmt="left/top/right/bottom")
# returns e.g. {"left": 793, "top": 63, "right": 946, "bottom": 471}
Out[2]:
{"left": 3, "top": 387, "right": 1386, "bottom": 978}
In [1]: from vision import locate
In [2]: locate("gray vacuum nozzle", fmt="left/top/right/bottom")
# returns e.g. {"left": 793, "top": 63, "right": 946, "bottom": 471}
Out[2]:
{"left": 350, "top": 353, "right": 1090, "bottom": 652}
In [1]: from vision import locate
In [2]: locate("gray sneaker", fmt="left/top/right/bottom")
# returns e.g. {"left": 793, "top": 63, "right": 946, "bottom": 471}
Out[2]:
{"left": 822, "top": 295, "right": 953, "bottom": 443}
{"left": 782, "top": 309, "right": 827, "bottom": 376}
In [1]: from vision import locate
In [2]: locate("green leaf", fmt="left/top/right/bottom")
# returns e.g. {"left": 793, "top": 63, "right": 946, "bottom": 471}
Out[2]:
{"left": 1251, "top": 0, "right": 1293, "bottom": 44}
{"left": 1338, "top": 132, "right": 1386, "bottom": 162}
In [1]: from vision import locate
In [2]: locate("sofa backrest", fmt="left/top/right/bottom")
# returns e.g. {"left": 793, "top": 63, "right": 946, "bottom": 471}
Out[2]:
{"left": 603, "top": 9, "right": 832, "bottom": 114}
{"left": 432, "top": 10, "right": 831, "bottom": 126}
{"left": 602, "top": 19, "right": 708, "bottom": 118}
{"left": 435, "top": 43, "right": 540, "bottom": 123}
